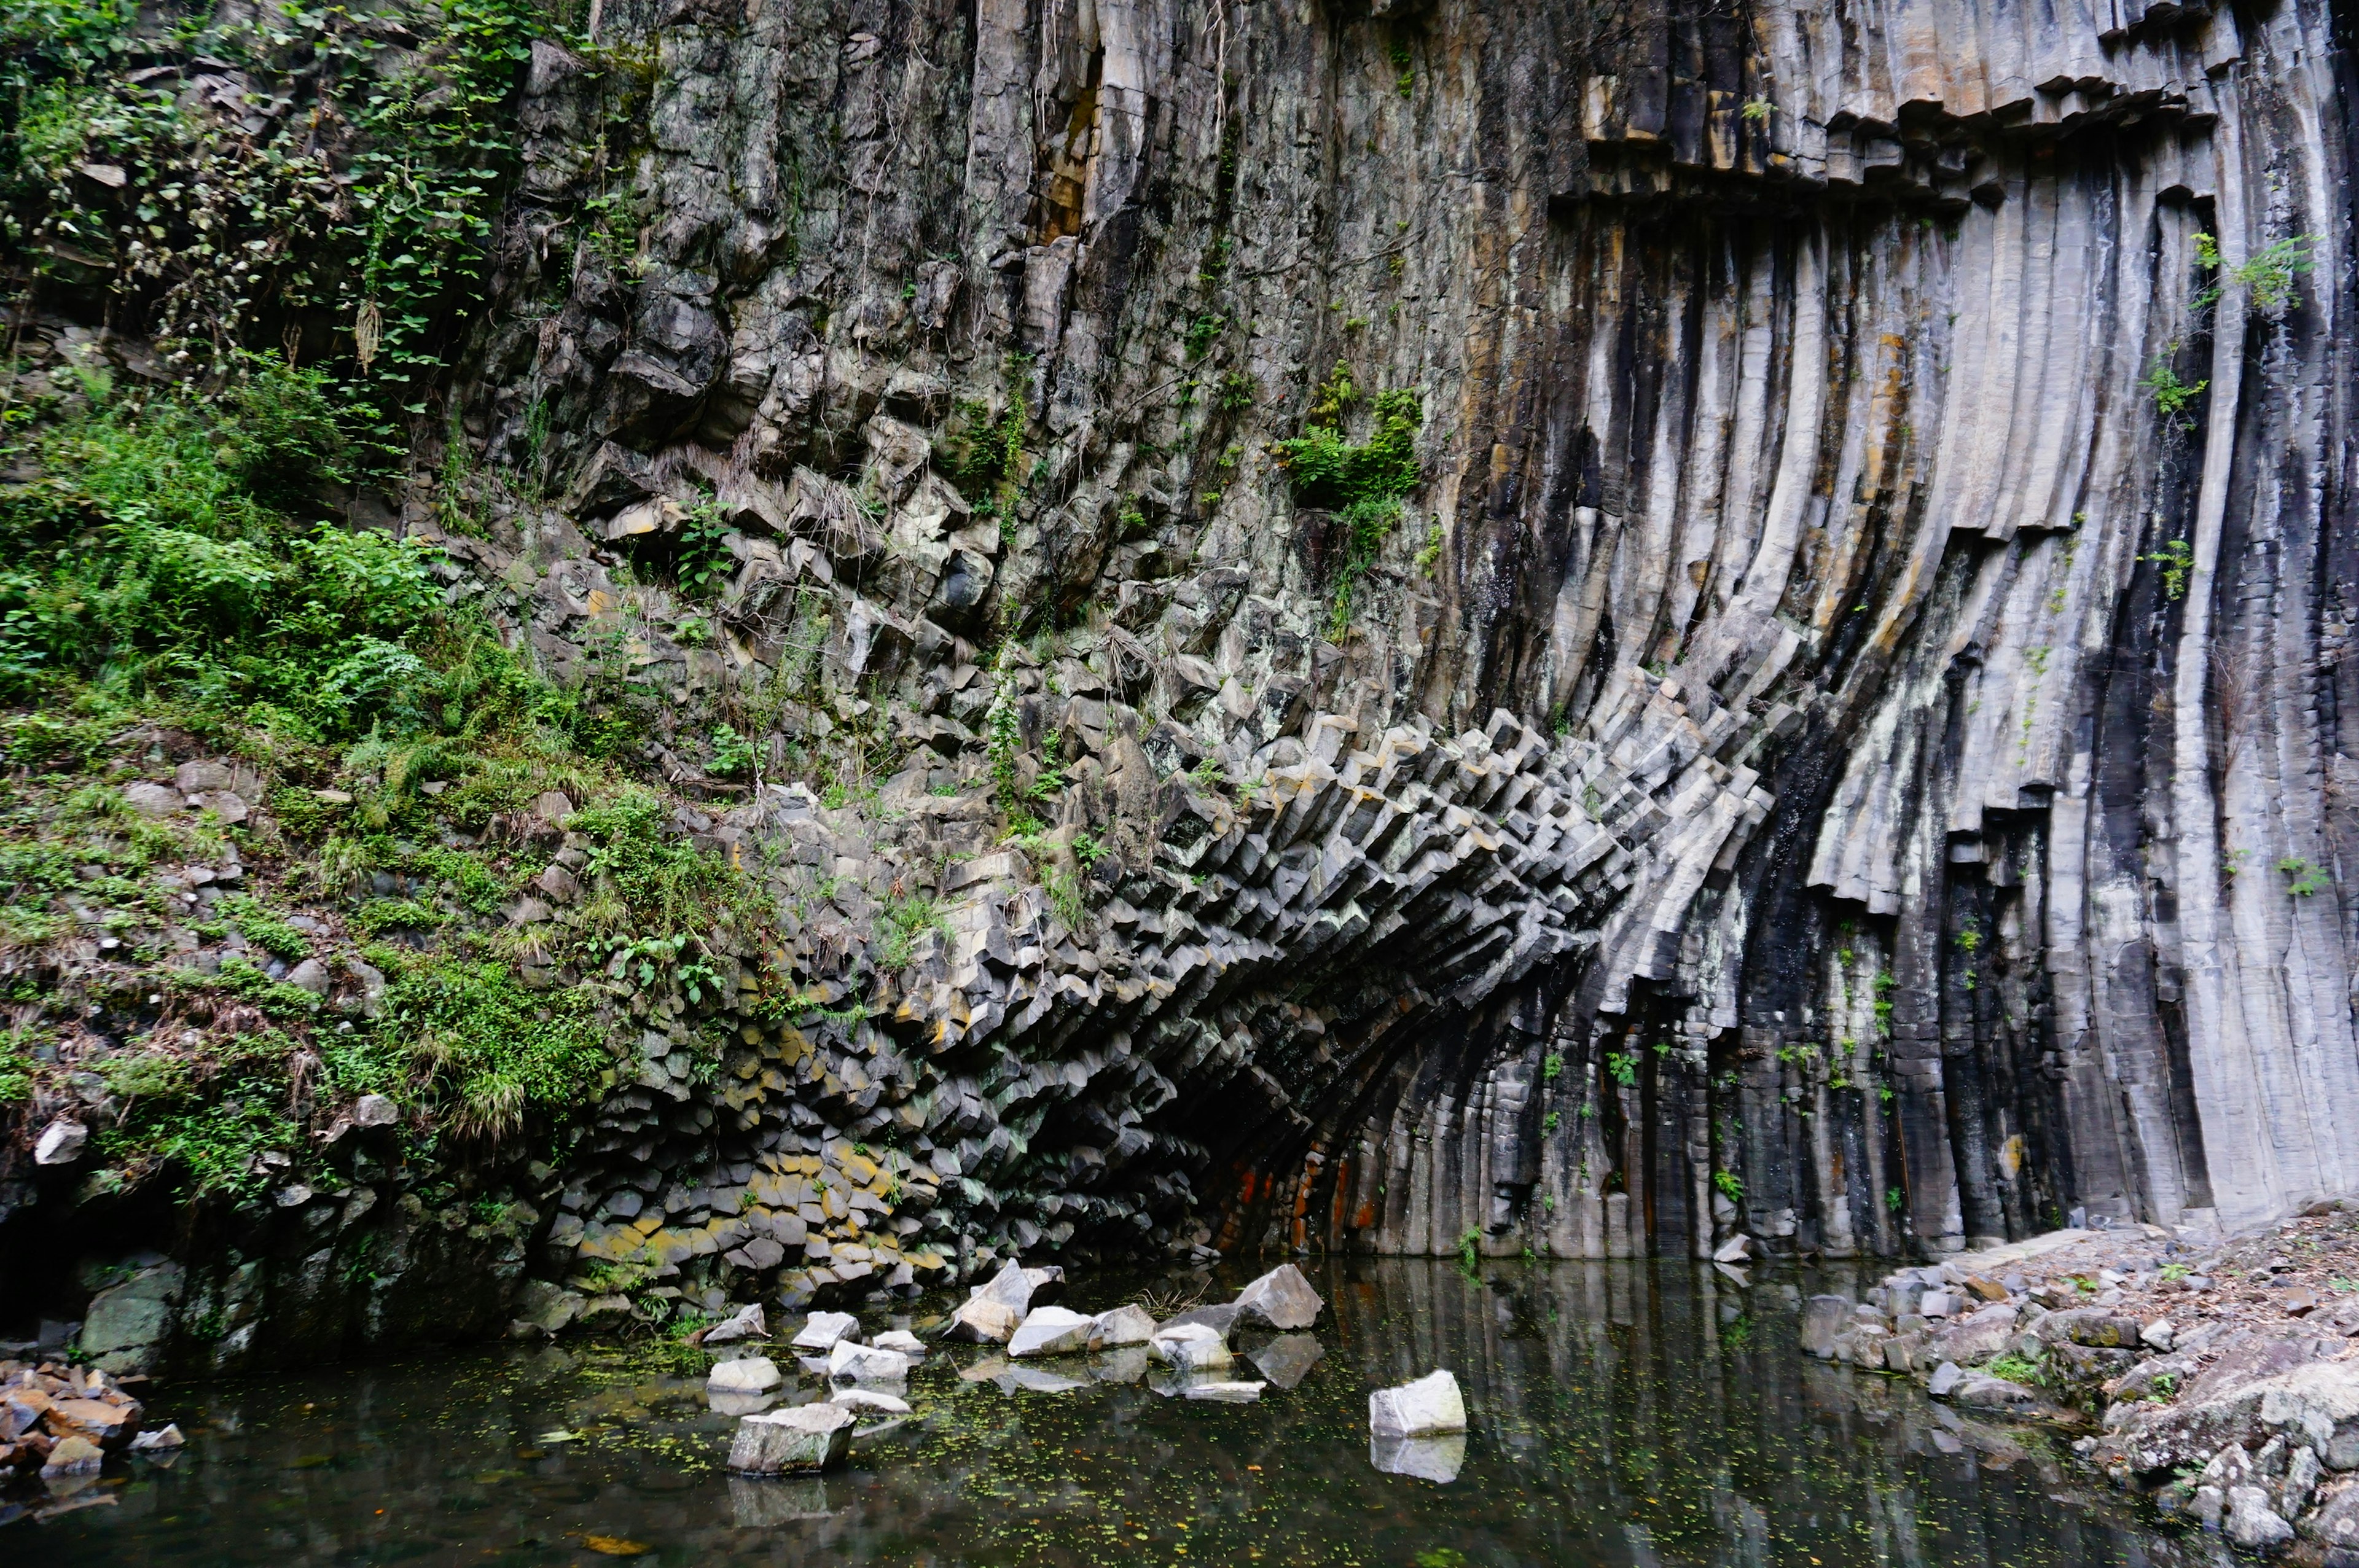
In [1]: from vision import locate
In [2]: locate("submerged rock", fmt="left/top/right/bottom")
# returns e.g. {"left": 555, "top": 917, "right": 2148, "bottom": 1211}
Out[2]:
{"left": 1370, "top": 1371, "right": 1466, "bottom": 1438}
{"left": 1183, "top": 1380, "right": 1266, "bottom": 1403}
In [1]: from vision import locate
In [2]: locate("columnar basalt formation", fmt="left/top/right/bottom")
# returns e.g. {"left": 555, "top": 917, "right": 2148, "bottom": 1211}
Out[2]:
{"left": 12, "top": 0, "right": 2359, "bottom": 1367}
{"left": 483, "top": 0, "right": 2355, "bottom": 1280}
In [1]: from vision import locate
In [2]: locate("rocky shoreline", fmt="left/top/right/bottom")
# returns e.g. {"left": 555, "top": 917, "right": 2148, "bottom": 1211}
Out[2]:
{"left": 1802, "top": 1206, "right": 2359, "bottom": 1561}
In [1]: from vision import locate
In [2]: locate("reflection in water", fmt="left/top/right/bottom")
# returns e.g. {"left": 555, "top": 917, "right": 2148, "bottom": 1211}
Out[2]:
{"left": 25, "top": 1260, "right": 2205, "bottom": 1567}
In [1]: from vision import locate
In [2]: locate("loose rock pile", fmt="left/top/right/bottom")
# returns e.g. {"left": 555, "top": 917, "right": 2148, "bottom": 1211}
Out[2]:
{"left": 0, "top": 1361, "right": 175, "bottom": 1485}
{"left": 718, "top": 1262, "right": 1387, "bottom": 1475}
{"left": 1802, "top": 1206, "right": 2359, "bottom": 1555}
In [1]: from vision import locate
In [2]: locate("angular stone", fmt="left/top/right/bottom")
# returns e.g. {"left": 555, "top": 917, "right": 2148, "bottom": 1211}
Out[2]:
{"left": 351, "top": 1094, "right": 399, "bottom": 1128}
{"left": 945, "top": 1296, "right": 1020, "bottom": 1344}
{"left": 1232, "top": 1263, "right": 1323, "bottom": 1330}
{"left": 826, "top": 1340, "right": 909, "bottom": 1383}
{"left": 1369, "top": 1370, "right": 1466, "bottom": 1437}
{"left": 728, "top": 1402, "right": 854, "bottom": 1473}
{"left": 1157, "top": 1302, "right": 1244, "bottom": 1340}
{"left": 2226, "top": 1485, "right": 2294, "bottom": 1550}
{"left": 870, "top": 1329, "right": 927, "bottom": 1358}
{"left": 1089, "top": 1304, "right": 1157, "bottom": 1348}
{"left": 122, "top": 782, "right": 181, "bottom": 817}
{"left": 707, "top": 1356, "right": 784, "bottom": 1394}
{"left": 80, "top": 1263, "right": 184, "bottom": 1370}
{"left": 128, "top": 1423, "right": 184, "bottom": 1453}
{"left": 34, "top": 1119, "right": 87, "bottom": 1166}
{"left": 47, "top": 1397, "right": 137, "bottom": 1448}
{"left": 42, "top": 1435, "right": 104, "bottom": 1477}
{"left": 1007, "top": 1306, "right": 1096, "bottom": 1359}
{"left": 1149, "top": 1321, "right": 1232, "bottom": 1374}
{"left": 700, "top": 1303, "right": 768, "bottom": 1346}
{"left": 1713, "top": 1234, "right": 1755, "bottom": 1263}
{"left": 1183, "top": 1380, "right": 1265, "bottom": 1403}
{"left": 792, "top": 1311, "right": 860, "bottom": 1351}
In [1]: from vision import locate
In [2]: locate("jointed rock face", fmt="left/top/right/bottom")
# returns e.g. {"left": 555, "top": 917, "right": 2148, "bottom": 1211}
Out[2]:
{"left": 500, "top": 0, "right": 2358, "bottom": 1287}
{"left": 6, "top": 0, "right": 2359, "bottom": 1365}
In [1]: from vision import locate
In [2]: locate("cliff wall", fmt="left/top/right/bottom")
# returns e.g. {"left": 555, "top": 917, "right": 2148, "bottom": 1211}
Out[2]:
{"left": 6, "top": 0, "right": 2358, "bottom": 1364}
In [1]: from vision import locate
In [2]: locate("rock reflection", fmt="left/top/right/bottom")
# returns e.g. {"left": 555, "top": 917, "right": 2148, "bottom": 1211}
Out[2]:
{"left": 26, "top": 1260, "right": 2199, "bottom": 1568}
{"left": 1372, "top": 1432, "right": 1468, "bottom": 1483}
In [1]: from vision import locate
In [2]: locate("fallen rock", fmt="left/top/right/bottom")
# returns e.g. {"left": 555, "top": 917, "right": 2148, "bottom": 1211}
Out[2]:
{"left": 1149, "top": 1322, "right": 1232, "bottom": 1375}
{"left": 1233, "top": 1263, "right": 1323, "bottom": 1330}
{"left": 1008, "top": 1306, "right": 1097, "bottom": 1359}
{"left": 42, "top": 1435, "right": 103, "bottom": 1478}
{"left": 2226, "top": 1484, "right": 2295, "bottom": 1550}
{"left": 128, "top": 1424, "right": 184, "bottom": 1453}
{"left": 707, "top": 1356, "right": 784, "bottom": 1394}
{"left": 1090, "top": 1303, "right": 1157, "bottom": 1348}
{"left": 728, "top": 1403, "right": 854, "bottom": 1474}
{"left": 1157, "top": 1302, "right": 1245, "bottom": 1341}
{"left": 1926, "top": 1303, "right": 2019, "bottom": 1367}
{"left": 80, "top": 1262, "right": 184, "bottom": 1373}
{"left": 120, "top": 782, "right": 181, "bottom": 817}
{"left": 351, "top": 1094, "right": 400, "bottom": 1128}
{"left": 1183, "top": 1381, "right": 1266, "bottom": 1403}
{"left": 33, "top": 1120, "right": 87, "bottom": 1166}
{"left": 46, "top": 1398, "right": 137, "bottom": 1448}
{"left": 509, "top": 1279, "right": 584, "bottom": 1338}
{"left": 945, "top": 1296, "right": 1020, "bottom": 1344}
{"left": 1949, "top": 1373, "right": 2042, "bottom": 1411}
{"left": 870, "top": 1329, "right": 927, "bottom": 1359}
{"left": 1713, "top": 1234, "right": 1755, "bottom": 1263}
{"left": 967, "top": 1260, "right": 1038, "bottom": 1316}
{"left": 700, "top": 1303, "right": 769, "bottom": 1346}
{"left": 826, "top": 1340, "right": 910, "bottom": 1383}
{"left": 1369, "top": 1370, "right": 1466, "bottom": 1437}
{"left": 792, "top": 1311, "right": 861, "bottom": 1352}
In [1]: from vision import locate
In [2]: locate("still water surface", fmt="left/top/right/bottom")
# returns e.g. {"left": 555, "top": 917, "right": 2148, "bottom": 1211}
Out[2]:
{"left": 25, "top": 1260, "right": 2202, "bottom": 1567}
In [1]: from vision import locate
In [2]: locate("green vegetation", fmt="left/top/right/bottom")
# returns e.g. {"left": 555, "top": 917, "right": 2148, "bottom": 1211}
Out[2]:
{"left": 1605, "top": 1050, "right": 1637, "bottom": 1088}
{"left": 875, "top": 892, "right": 949, "bottom": 970}
{"left": 1712, "top": 1169, "right": 1744, "bottom": 1203}
{"left": 1987, "top": 1351, "right": 2041, "bottom": 1386}
{"left": 370, "top": 959, "right": 608, "bottom": 1137}
{"left": 2193, "top": 231, "right": 2315, "bottom": 314}
{"left": 2279, "top": 857, "right": 2330, "bottom": 897}
{"left": 1270, "top": 362, "right": 1425, "bottom": 638}
{"left": 1, "top": 0, "right": 552, "bottom": 469}
{"left": 2141, "top": 357, "right": 2207, "bottom": 427}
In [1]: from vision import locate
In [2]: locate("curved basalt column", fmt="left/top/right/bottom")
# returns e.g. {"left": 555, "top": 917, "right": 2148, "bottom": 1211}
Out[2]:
{"left": 463, "top": 0, "right": 2359, "bottom": 1289}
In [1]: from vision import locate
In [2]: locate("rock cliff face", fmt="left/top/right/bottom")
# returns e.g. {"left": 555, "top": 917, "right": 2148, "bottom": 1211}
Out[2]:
{"left": 456, "top": 0, "right": 2356, "bottom": 1276}
{"left": 14, "top": 0, "right": 2359, "bottom": 1362}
